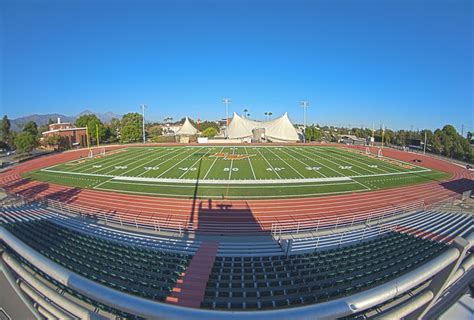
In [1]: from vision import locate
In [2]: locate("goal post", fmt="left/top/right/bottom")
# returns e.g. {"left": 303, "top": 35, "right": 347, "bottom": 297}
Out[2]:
{"left": 88, "top": 147, "right": 105, "bottom": 158}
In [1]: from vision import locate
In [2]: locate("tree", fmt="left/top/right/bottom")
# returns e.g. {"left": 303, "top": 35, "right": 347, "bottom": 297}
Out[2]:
{"left": 76, "top": 114, "right": 105, "bottom": 145}
{"left": 200, "top": 121, "right": 219, "bottom": 132}
{"left": 120, "top": 113, "right": 142, "bottom": 143}
{"left": 14, "top": 132, "right": 37, "bottom": 154}
{"left": 44, "top": 135, "right": 68, "bottom": 151}
{"left": 202, "top": 127, "right": 218, "bottom": 138}
{"left": 1, "top": 115, "right": 11, "bottom": 146}
{"left": 23, "top": 121, "right": 38, "bottom": 137}
{"left": 148, "top": 125, "right": 162, "bottom": 138}
{"left": 107, "top": 117, "right": 121, "bottom": 142}
{"left": 442, "top": 124, "right": 457, "bottom": 137}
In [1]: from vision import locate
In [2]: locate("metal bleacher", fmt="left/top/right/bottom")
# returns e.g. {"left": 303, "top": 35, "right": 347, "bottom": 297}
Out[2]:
{"left": 0, "top": 200, "right": 472, "bottom": 319}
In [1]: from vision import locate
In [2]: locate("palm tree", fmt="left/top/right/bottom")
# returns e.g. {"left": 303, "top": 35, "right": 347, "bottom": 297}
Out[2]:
{"left": 264, "top": 112, "right": 268, "bottom": 120}
{"left": 268, "top": 112, "right": 273, "bottom": 120}
{"left": 243, "top": 109, "right": 248, "bottom": 118}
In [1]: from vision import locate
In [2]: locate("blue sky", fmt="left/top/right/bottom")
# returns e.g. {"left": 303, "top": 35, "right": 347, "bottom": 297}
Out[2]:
{"left": 1, "top": 0, "right": 472, "bottom": 132}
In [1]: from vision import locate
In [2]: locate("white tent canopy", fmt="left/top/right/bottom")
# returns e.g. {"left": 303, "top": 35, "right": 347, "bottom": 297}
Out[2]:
{"left": 227, "top": 112, "right": 299, "bottom": 142}
{"left": 176, "top": 117, "right": 199, "bottom": 136}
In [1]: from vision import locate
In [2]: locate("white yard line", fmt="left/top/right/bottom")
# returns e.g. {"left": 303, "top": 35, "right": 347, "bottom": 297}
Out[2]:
{"left": 155, "top": 148, "right": 199, "bottom": 178}
{"left": 71, "top": 148, "right": 138, "bottom": 173}
{"left": 290, "top": 147, "right": 341, "bottom": 177}
{"left": 91, "top": 148, "right": 157, "bottom": 174}
{"left": 106, "top": 179, "right": 356, "bottom": 188}
{"left": 278, "top": 147, "right": 327, "bottom": 178}
{"left": 331, "top": 148, "right": 395, "bottom": 174}
{"left": 297, "top": 147, "right": 363, "bottom": 176}
{"left": 265, "top": 147, "right": 306, "bottom": 178}
{"left": 255, "top": 148, "right": 281, "bottom": 179}
{"left": 351, "top": 179, "right": 372, "bottom": 191}
{"left": 310, "top": 147, "right": 374, "bottom": 175}
{"left": 177, "top": 147, "right": 214, "bottom": 179}
{"left": 228, "top": 147, "right": 235, "bottom": 180}
{"left": 203, "top": 146, "right": 225, "bottom": 180}
{"left": 41, "top": 166, "right": 430, "bottom": 182}
{"left": 134, "top": 148, "right": 188, "bottom": 177}
{"left": 244, "top": 146, "right": 257, "bottom": 180}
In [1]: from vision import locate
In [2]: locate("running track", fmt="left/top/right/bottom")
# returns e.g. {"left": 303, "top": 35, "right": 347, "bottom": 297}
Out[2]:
{"left": 1, "top": 145, "right": 472, "bottom": 234}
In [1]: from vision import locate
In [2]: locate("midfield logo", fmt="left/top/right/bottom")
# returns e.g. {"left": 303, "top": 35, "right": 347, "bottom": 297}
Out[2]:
{"left": 211, "top": 152, "right": 255, "bottom": 160}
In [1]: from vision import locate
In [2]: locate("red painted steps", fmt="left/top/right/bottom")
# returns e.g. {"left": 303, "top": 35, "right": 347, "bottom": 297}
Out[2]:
{"left": 166, "top": 241, "right": 219, "bottom": 308}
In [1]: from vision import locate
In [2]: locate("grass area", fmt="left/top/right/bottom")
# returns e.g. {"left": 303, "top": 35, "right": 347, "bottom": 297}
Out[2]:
{"left": 23, "top": 145, "right": 450, "bottom": 199}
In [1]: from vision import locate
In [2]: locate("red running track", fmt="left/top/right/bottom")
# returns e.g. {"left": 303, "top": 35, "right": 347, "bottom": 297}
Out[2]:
{"left": 0, "top": 145, "right": 472, "bottom": 234}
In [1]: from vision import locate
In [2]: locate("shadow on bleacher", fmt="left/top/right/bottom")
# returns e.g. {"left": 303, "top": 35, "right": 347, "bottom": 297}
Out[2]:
{"left": 439, "top": 178, "right": 474, "bottom": 194}
{"left": 185, "top": 156, "right": 268, "bottom": 236}
{"left": 193, "top": 199, "right": 267, "bottom": 235}
{"left": 2, "top": 177, "right": 33, "bottom": 192}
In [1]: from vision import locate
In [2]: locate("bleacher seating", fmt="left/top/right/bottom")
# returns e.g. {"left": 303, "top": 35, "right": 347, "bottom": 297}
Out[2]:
{"left": 201, "top": 232, "right": 447, "bottom": 310}
{"left": 3, "top": 219, "right": 192, "bottom": 302}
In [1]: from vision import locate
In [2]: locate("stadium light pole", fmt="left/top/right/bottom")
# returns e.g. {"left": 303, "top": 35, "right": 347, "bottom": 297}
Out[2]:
{"left": 140, "top": 104, "right": 147, "bottom": 144}
{"left": 300, "top": 100, "right": 310, "bottom": 143}
{"left": 223, "top": 98, "right": 231, "bottom": 138}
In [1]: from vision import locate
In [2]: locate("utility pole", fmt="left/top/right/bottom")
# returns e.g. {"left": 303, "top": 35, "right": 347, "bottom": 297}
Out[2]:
{"left": 371, "top": 124, "right": 375, "bottom": 147}
{"left": 222, "top": 98, "right": 231, "bottom": 138}
{"left": 300, "top": 100, "right": 310, "bottom": 143}
{"left": 381, "top": 124, "right": 385, "bottom": 149}
{"left": 461, "top": 124, "right": 464, "bottom": 137}
{"left": 423, "top": 130, "right": 427, "bottom": 155}
{"left": 140, "top": 104, "right": 147, "bottom": 144}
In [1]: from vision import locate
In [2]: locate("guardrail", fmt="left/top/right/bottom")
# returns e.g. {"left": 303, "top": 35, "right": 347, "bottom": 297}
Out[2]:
{"left": 270, "top": 200, "right": 425, "bottom": 237}
{"left": 4, "top": 191, "right": 465, "bottom": 237}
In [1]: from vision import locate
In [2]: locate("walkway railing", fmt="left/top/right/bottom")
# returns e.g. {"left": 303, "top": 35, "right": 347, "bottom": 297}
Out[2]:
{"left": 4, "top": 191, "right": 465, "bottom": 237}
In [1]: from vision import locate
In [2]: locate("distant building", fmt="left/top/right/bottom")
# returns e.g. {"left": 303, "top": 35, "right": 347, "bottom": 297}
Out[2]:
{"left": 340, "top": 134, "right": 366, "bottom": 146}
{"left": 41, "top": 118, "right": 87, "bottom": 148}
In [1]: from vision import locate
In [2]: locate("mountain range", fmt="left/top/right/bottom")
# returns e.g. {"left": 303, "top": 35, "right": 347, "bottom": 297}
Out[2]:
{"left": 10, "top": 110, "right": 122, "bottom": 131}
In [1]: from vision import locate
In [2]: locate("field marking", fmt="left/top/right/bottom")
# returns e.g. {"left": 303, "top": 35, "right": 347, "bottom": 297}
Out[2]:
{"left": 310, "top": 147, "right": 374, "bottom": 176}
{"left": 93, "top": 183, "right": 367, "bottom": 199}
{"left": 177, "top": 147, "right": 215, "bottom": 179}
{"left": 91, "top": 148, "right": 159, "bottom": 175}
{"left": 330, "top": 148, "right": 392, "bottom": 174}
{"left": 290, "top": 147, "right": 342, "bottom": 177}
{"left": 279, "top": 147, "right": 328, "bottom": 178}
{"left": 112, "top": 175, "right": 353, "bottom": 184}
{"left": 228, "top": 146, "right": 236, "bottom": 180}
{"left": 265, "top": 147, "right": 305, "bottom": 178}
{"left": 40, "top": 162, "right": 431, "bottom": 183}
{"left": 203, "top": 146, "right": 225, "bottom": 179}
{"left": 105, "top": 179, "right": 358, "bottom": 188}
{"left": 155, "top": 148, "right": 199, "bottom": 178}
{"left": 331, "top": 148, "right": 398, "bottom": 174}
{"left": 131, "top": 148, "right": 188, "bottom": 177}
{"left": 62, "top": 148, "right": 142, "bottom": 174}
{"left": 244, "top": 146, "right": 257, "bottom": 180}
{"left": 88, "top": 148, "right": 154, "bottom": 174}
{"left": 255, "top": 148, "right": 281, "bottom": 179}
{"left": 298, "top": 147, "right": 367, "bottom": 176}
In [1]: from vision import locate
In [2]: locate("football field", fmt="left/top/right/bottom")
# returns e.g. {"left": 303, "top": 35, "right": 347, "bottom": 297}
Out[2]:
{"left": 24, "top": 146, "right": 449, "bottom": 199}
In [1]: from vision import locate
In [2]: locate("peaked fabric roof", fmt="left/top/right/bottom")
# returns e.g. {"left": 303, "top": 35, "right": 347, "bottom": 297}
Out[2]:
{"left": 227, "top": 112, "right": 299, "bottom": 142}
{"left": 176, "top": 117, "right": 199, "bottom": 135}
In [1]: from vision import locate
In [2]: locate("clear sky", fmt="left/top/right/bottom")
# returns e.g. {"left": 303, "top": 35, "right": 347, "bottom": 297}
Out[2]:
{"left": 1, "top": 0, "right": 472, "bottom": 131}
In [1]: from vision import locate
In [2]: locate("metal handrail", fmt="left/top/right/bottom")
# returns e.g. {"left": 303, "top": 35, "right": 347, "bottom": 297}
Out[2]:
{"left": 5, "top": 192, "right": 463, "bottom": 236}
